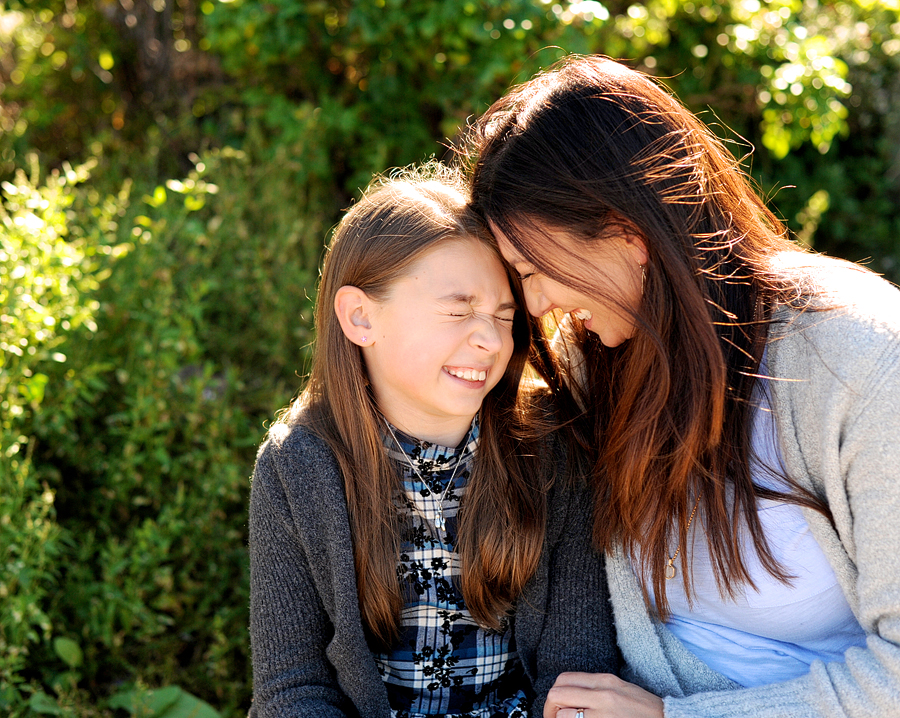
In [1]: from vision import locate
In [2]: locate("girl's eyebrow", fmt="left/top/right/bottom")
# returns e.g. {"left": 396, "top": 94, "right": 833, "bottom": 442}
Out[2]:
{"left": 439, "top": 293, "right": 518, "bottom": 312}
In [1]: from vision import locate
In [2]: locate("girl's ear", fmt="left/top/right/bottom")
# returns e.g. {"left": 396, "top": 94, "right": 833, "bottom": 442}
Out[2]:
{"left": 334, "top": 285, "right": 375, "bottom": 346}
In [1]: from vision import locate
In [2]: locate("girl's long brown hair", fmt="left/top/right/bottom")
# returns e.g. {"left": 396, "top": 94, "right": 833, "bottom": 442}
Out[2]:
{"left": 466, "top": 56, "right": 829, "bottom": 616}
{"left": 283, "top": 164, "right": 548, "bottom": 646}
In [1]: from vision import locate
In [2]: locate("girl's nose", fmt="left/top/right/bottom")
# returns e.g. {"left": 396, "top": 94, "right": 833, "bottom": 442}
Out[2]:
{"left": 471, "top": 315, "right": 504, "bottom": 353}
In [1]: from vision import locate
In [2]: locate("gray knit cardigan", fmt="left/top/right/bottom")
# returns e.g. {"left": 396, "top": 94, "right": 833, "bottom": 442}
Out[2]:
{"left": 248, "top": 423, "right": 619, "bottom": 717}
{"left": 607, "top": 254, "right": 900, "bottom": 717}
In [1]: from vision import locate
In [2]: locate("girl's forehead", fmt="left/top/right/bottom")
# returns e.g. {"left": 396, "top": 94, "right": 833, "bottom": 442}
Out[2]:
{"left": 389, "top": 238, "right": 513, "bottom": 299}
{"left": 411, "top": 236, "right": 498, "bottom": 270}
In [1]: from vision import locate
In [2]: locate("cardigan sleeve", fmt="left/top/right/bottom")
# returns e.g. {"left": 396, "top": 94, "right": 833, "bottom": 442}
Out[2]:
{"left": 528, "top": 469, "right": 622, "bottom": 714}
{"left": 248, "top": 438, "right": 353, "bottom": 718}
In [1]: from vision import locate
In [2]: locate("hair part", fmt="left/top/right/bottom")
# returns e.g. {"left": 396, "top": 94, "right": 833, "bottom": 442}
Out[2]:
{"left": 465, "top": 55, "right": 829, "bottom": 616}
{"left": 283, "top": 163, "right": 548, "bottom": 645}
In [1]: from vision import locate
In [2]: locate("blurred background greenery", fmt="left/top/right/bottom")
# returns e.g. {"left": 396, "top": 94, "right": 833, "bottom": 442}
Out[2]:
{"left": 1, "top": 1, "right": 898, "bottom": 716}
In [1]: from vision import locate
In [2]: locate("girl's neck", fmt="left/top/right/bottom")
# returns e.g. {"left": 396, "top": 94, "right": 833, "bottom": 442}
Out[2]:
{"left": 383, "top": 413, "right": 477, "bottom": 448}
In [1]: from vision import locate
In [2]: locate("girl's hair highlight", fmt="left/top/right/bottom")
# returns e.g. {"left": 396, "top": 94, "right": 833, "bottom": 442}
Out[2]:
{"left": 465, "top": 55, "right": 829, "bottom": 616}
{"left": 282, "top": 163, "right": 548, "bottom": 645}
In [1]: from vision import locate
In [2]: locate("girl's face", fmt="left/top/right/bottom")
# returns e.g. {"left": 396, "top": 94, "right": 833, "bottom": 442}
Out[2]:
{"left": 363, "top": 239, "right": 517, "bottom": 446}
{"left": 491, "top": 223, "right": 647, "bottom": 348}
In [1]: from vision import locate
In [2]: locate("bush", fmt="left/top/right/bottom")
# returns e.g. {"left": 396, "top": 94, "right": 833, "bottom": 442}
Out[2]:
{"left": 0, "top": 157, "right": 101, "bottom": 714}
{"left": 1, "top": 139, "right": 321, "bottom": 714}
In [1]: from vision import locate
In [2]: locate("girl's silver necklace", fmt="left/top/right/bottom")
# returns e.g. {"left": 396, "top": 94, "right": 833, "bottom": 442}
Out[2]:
{"left": 382, "top": 419, "right": 471, "bottom": 533}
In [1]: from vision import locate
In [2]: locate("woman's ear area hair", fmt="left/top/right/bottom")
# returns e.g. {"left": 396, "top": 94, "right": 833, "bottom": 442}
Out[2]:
{"left": 334, "top": 285, "right": 375, "bottom": 346}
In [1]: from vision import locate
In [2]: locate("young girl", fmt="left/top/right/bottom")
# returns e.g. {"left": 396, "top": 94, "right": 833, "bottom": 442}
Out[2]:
{"left": 467, "top": 56, "right": 900, "bottom": 718}
{"left": 247, "top": 165, "right": 618, "bottom": 718}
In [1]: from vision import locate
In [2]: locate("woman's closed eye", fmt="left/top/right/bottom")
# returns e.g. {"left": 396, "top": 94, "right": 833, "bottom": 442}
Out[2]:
{"left": 518, "top": 272, "right": 535, "bottom": 281}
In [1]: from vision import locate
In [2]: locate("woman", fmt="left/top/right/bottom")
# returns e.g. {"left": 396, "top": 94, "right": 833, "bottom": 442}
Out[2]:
{"left": 466, "top": 55, "right": 900, "bottom": 717}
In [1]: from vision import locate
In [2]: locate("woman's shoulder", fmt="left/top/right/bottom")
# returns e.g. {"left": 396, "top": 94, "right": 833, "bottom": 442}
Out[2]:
{"left": 770, "top": 252, "right": 900, "bottom": 345}
{"left": 771, "top": 251, "right": 900, "bottom": 323}
{"left": 767, "top": 252, "right": 900, "bottom": 391}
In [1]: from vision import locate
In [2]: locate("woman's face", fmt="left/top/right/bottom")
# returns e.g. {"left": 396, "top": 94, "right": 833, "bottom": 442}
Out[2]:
{"left": 491, "top": 223, "right": 647, "bottom": 348}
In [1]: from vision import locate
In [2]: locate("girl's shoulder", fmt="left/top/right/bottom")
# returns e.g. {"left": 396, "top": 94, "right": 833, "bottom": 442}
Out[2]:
{"left": 258, "top": 417, "right": 335, "bottom": 467}
{"left": 253, "top": 417, "right": 344, "bottom": 504}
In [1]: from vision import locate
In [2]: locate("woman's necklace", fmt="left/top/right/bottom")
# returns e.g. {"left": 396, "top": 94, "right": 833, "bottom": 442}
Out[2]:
{"left": 665, "top": 493, "right": 702, "bottom": 580}
{"left": 382, "top": 419, "right": 472, "bottom": 533}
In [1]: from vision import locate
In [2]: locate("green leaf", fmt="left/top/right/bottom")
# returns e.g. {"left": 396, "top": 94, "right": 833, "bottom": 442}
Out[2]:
{"left": 53, "top": 636, "right": 83, "bottom": 668}
{"left": 156, "top": 688, "right": 221, "bottom": 718}
{"left": 143, "top": 186, "right": 168, "bottom": 207}
{"left": 19, "top": 373, "right": 49, "bottom": 406}
{"left": 28, "top": 692, "right": 64, "bottom": 715}
{"left": 108, "top": 686, "right": 200, "bottom": 717}
{"left": 184, "top": 195, "right": 206, "bottom": 211}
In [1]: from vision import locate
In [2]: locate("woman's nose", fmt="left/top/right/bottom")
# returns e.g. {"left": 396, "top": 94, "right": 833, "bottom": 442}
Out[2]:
{"left": 524, "top": 285, "right": 552, "bottom": 317}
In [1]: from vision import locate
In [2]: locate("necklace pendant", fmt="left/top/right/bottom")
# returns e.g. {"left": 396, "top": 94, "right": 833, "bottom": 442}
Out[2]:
{"left": 435, "top": 512, "right": 446, "bottom": 531}
{"left": 665, "top": 558, "right": 677, "bottom": 580}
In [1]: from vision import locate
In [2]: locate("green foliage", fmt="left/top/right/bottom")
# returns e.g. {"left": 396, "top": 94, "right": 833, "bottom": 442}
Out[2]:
{"left": 0, "top": 156, "right": 100, "bottom": 712}
{"left": 1, "top": 140, "right": 319, "bottom": 714}
{"left": 0, "top": 2, "right": 123, "bottom": 174}
{"left": 202, "top": 0, "right": 604, "bottom": 204}
{"left": 109, "top": 685, "right": 220, "bottom": 718}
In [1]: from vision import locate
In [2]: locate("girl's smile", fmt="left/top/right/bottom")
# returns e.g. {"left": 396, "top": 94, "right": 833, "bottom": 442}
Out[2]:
{"left": 444, "top": 366, "right": 489, "bottom": 383}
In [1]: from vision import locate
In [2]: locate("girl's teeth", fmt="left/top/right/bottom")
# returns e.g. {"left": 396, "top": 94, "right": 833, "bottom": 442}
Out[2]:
{"left": 572, "top": 309, "right": 592, "bottom": 321}
{"left": 449, "top": 369, "right": 487, "bottom": 382}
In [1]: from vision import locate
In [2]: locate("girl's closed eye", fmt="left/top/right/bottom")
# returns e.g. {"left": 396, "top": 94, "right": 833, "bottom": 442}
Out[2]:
{"left": 518, "top": 272, "right": 535, "bottom": 282}
{"left": 447, "top": 309, "right": 514, "bottom": 327}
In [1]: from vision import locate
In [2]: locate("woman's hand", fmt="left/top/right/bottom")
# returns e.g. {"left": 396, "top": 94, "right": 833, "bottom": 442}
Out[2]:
{"left": 543, "top": 672, "right": 665, "bottom": 718}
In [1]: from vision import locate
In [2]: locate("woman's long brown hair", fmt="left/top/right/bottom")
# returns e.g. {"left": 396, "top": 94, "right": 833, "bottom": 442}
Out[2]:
{"left": 466, "top": 56, "right": 829, "bottom": 616}
{"left": 282, "top": 164, "right": 548, "bottom": 646}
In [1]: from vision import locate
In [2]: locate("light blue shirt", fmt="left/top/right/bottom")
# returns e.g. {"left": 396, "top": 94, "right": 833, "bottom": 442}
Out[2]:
{"left": 653, "top": 357, "right": 868, "bottom": 688}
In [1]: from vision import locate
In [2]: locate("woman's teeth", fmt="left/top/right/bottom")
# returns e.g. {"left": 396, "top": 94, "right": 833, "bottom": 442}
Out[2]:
{"left": 572, "top": 308, "right": 593, "bottom": 321}
{"left": 447, "top": 368, "right": 487, "bottom": 382}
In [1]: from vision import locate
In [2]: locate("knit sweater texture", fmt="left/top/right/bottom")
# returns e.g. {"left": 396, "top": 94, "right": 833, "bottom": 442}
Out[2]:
{"left": 248, "top": 424, "right": 619, "bottom": 717}
{"left": 607, "top": 253, "right": 900, "bottom": 717}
